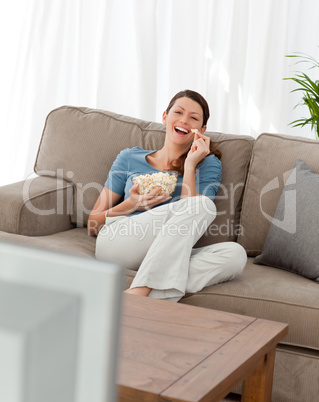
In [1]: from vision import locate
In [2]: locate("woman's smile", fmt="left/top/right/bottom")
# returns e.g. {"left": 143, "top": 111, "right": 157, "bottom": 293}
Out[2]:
{"left": 174, "top": 126, "right": 190, "bottom": 136}
{"left": 162, "top": 97, "right": 205, "bottom": 144}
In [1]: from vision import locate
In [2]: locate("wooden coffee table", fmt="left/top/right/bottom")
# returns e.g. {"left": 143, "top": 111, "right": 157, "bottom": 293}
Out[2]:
{"left": 117, "top": 294, "right": 288, "bottom": 401}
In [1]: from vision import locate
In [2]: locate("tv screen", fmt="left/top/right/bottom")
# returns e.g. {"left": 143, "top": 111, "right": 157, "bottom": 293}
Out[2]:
{"left": 0, "top": 241, "right": 123, "bottom": 402}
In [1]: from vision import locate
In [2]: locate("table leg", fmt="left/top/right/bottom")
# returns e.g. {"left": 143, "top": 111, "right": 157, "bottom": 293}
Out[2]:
{"left": 241, "top": 348, "right": 276, "bottom": 402}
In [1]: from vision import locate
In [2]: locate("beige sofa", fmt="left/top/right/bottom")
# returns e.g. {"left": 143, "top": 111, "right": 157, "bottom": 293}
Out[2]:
{"left": 0, "top": 106, "right": 318, "bottom": 401}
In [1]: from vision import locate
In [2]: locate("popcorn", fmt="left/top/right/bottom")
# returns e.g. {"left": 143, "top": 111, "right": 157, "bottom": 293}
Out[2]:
{"left": 132, "top": 172, "right": 178, "bottom": 196}
{"left": 191, "top": 129, "right": 199, "bottom": 134}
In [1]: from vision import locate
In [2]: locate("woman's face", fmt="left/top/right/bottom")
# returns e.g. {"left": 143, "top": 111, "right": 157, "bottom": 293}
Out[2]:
{"left": 162, "top": 97, "right": 207, "bottom": 148}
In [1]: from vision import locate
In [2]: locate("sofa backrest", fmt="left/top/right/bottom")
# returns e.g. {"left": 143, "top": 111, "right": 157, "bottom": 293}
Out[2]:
{"left": 34, "top": 106, "right": 254, "bottom": 245}
{"left": 238, "top": 133, "right": 319, "bottom": 256}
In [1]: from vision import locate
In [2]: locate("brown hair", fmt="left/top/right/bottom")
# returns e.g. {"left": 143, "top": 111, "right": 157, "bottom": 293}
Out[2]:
{"left": 166, "top": 89, "right": 222, "bottom": 174}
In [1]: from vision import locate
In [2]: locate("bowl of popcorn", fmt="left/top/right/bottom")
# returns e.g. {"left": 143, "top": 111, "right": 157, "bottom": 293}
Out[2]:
{"left": 131, "top": 171, "right": 178, "bottom": 196}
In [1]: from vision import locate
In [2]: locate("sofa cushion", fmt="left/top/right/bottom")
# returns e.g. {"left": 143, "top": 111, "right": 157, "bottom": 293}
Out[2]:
{"left": 34, "top": 106, "right": 167, "bottom": 227}
{"left": 196, "top": 131, "right": 254, "bottom": 246}
{"left": 179, "top": 258, "right": 319, "bottom": 351}
{"left": 0, "top": 177, "right": 74, "bottom": 236}
{"left": 34, "top": 106, "right": 254, "bottom": 245}
{"left": 254, "top": 159, "right": 319, "bottom": 282}
{"left": 0, "top": 228, "right": 96, "bottom": 258}
{"left": 238, "top": 133, "right": 319, "bottom": 256}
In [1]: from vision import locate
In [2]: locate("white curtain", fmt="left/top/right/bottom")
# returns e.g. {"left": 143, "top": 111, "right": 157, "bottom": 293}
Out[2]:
{"left": 1, "top": 0, "right": 319, "bottom": 186}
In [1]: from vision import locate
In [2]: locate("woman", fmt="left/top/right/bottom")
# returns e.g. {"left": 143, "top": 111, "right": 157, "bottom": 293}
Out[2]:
{"left": 88, "top": 90, "right": 246, "bottom": 301}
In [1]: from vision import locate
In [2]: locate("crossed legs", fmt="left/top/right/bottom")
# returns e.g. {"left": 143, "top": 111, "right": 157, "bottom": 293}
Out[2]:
{"left": 96, "top": 196, "right": 247, "bottom": 301}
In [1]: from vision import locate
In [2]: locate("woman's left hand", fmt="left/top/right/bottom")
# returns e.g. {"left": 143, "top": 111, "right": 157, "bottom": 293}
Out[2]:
{"left": 185, "top": 131, "right": 210, "bottom": 168}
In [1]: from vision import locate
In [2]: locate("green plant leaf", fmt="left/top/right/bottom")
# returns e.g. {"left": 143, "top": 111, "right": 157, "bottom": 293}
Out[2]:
{"left": 284, "top": 47, "right": 319, "bottom": 137}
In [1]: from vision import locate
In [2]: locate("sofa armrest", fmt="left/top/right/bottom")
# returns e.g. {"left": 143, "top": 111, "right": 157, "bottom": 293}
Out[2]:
{"left": 0, "top": 176, "right": 75, "bottom": 236}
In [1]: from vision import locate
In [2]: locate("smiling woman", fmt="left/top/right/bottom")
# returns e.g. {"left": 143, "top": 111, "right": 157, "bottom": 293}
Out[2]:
{"left": 88, "top": 89, "right": 247, "bottom": 302}
{"left": 159, "top": 90, "right": 222, "bottom": 175}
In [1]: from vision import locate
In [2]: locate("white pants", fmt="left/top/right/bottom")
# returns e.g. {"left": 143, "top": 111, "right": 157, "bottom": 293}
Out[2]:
{"left": 96, "top": 196, "right": 247, "bottom": 302}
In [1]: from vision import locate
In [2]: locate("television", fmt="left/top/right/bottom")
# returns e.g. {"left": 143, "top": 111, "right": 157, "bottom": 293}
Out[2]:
{"left": 0, "top": 241, "right": 123, "bottom": 402}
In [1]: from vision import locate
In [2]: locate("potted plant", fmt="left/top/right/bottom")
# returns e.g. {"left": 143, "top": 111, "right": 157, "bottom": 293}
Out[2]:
{"left": 284, "top": 50, "right": 319, "bottom": 139}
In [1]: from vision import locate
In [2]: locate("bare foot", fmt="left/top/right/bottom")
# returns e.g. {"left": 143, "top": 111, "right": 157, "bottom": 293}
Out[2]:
{"left": 124, "top": 286, "right": 151, "bottom": 297}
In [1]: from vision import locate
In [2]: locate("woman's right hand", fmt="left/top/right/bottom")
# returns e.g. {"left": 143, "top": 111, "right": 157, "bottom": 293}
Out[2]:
{"left": 129, "top": 184, "right": 171, "bottom": 211}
